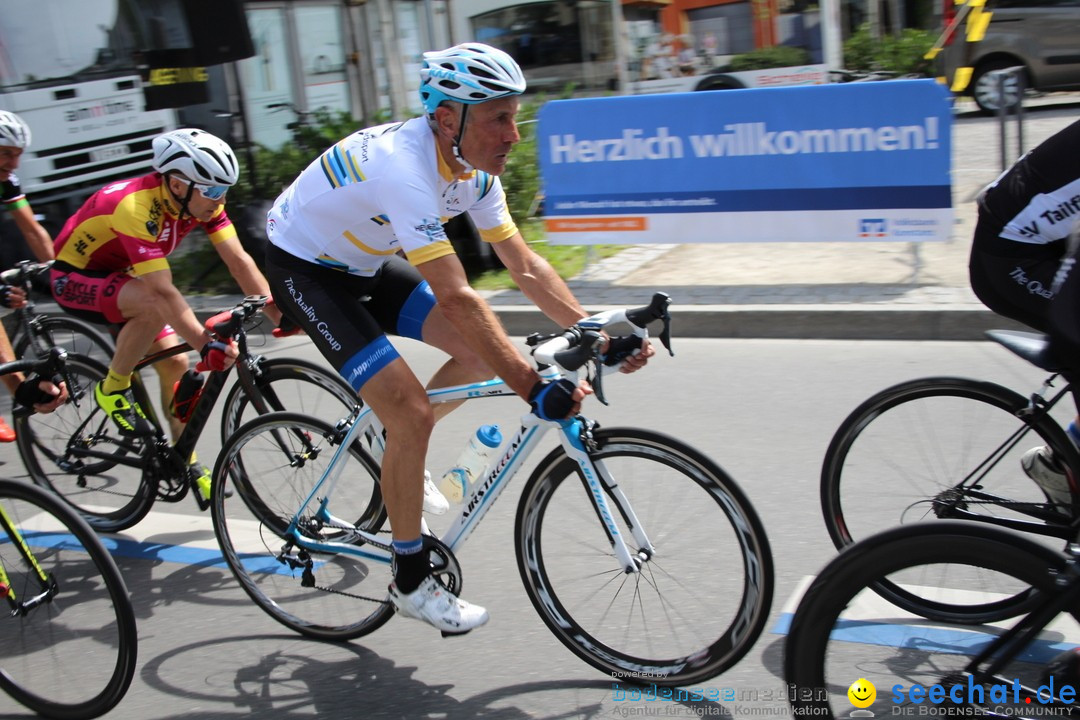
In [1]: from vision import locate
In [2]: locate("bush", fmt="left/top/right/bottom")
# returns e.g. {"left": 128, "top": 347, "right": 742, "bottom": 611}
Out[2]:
{"left": 843, "top": 24, "right": 935, "bottom": 75}
{"left": 728, "top": 46, "right": 811, "bottom": 72}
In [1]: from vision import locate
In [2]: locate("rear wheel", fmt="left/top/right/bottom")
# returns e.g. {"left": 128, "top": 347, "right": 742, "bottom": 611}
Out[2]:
{"left": 212, "top": 412, "right": 398, "bottom": 640}
{"left": 821, "top": 377, "right": 1074, "bottom": 623}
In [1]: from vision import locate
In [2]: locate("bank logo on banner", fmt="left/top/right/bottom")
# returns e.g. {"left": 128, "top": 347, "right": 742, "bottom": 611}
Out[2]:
{"left": 538, "top": 80, "right": 953, "bottom": 245}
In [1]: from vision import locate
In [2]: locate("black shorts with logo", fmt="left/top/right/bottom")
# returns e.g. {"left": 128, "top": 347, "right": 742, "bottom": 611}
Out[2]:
{"left": 264, "top": 243, "right": 436, "bottom": 392}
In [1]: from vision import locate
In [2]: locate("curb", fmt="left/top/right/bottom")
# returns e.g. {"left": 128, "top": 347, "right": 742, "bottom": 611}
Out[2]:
{"left": 489, "top": 304, "right": 1027, "bottom": 341}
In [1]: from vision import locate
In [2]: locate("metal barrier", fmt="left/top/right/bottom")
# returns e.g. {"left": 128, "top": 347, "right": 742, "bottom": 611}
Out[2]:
{"left": 994, "top": 66, "right": 1026, "bottom": 170}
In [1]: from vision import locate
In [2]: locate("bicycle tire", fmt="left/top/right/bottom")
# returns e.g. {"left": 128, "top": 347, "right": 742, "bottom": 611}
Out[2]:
{"left": 0, "top": 478, "right": 137, "bottom": 719}
{"left": 13, "top": 313, "right": 114, "bottom": 367}
{"left": 219, "top": 357, "right": 358, "bottom": 444}
{"left": 785, "top": 521, "right": 1078, "bottom": 719}
{"left": 515, "top": 427, "right": 773, "bottom": 686}
{"left": 212, "top": 411, "right": 396, "bottom": 641}
{"left": 821, "top": 376, "right": 1076, "bottom": 623}
{"left": 14, "top": 352, "right": 155, "bottom": 533}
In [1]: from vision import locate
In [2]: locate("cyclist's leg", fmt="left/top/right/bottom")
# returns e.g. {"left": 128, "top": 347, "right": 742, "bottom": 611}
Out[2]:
{"left": 52, "top": 266, "right": 162, "bottom": 434}
{"left": 366, "top": 256, "right": 493, "bottom": 422}
{"left": 146, "top": 326, "right": 188, "bottom": 441}
{"left": 265, "top": 247, "right": 485, "bottom": 630}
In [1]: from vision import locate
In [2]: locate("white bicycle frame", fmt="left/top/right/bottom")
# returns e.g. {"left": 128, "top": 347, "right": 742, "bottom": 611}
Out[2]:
{"left": 273, "top": 307, "right": 665, "bottom": 576}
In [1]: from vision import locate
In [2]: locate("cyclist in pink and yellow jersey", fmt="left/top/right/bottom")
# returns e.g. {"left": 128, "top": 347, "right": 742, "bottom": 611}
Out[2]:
{"left": 51, "top": 128, "right": 281, "bottom": 503}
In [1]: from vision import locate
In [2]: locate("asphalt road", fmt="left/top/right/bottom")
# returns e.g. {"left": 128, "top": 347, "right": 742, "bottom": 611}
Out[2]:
{"left": 0, "top": 333, "right": 1065, "bottom": 720}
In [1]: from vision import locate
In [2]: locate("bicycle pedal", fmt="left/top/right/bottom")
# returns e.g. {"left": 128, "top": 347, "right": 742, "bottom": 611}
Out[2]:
{"left": 440, "top": 629, "right": 473, "bottom": 638}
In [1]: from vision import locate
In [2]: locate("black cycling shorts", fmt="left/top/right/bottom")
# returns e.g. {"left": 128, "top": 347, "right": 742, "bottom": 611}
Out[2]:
{"left": 968, "top": 211, "right": 1065, "bottom": 334}
{"left": 265, "top": 244, "right": 436, "bottom": 391}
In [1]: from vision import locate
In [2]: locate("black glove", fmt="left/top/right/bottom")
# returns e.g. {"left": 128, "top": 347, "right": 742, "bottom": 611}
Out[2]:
{"left": 14, "top": 373, "right": 59, "bottom": 409}
{"left": 528, "top": 379, "right": 578, "bottom": 421}
{"left": 600, "top": 335, "right": 643, "bottom": 367}
{"left": 0, "top": 284, "right": 16, "bottom": 309}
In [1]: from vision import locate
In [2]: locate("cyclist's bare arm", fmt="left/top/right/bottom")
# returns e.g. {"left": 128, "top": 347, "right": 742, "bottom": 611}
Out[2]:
{"left": 213, "top": 236, "right": 282, "bottom": 326}
{"left": 492, "top": 231, "right": 654, "bottom": 372}
{"left": 8, "top": 202, "right": 54, "bottom": 263}
{"left": 492, "top": 231, "right": 587, "bottom": 328}
{"left": 418, "top": 253, "right": 550, "bottom": 400}
{"left": 125, "top": 267, "right": 216, "bottom": 354}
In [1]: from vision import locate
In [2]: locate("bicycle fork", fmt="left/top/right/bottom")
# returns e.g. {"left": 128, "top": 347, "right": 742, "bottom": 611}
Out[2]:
{"left": 563, "top": 419, "right": 655, "bottom": 574}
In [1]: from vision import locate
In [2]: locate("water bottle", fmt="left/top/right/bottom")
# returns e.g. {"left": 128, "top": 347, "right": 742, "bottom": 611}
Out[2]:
{"left": 169, "top": 369, "right": 205, "bottom": 422}
{"left": 440, "top": 424, "right": 502, "bottom": 504}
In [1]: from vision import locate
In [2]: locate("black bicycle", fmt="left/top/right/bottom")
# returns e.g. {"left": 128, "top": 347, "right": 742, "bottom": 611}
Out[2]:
{"left": 785, "top": 520, "right": 1080, "bottom": 719}
{"left": 2, "top": 260, "right": 113, "bottom": 366}
{"left": 14, "top": 295, "right": 359, "bottom": 532}
{"left": 820, "top": 329, "right": 1080, "bottom": 622}
{"left": 0, "top": 350, "right": 137, "bottom": 719}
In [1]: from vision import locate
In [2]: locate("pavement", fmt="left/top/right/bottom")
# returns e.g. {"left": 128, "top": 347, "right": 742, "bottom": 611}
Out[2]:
{"left": 187, "top": 92, "right": 1080, "bottom": 342}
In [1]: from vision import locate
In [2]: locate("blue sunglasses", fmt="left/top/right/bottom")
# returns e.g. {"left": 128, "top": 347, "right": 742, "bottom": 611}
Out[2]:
{"left": 190, "top": 181, "right": 229, "bottom": 201}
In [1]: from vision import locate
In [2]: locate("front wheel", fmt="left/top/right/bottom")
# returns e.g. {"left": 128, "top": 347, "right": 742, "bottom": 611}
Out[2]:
{"left": 821, "top": 377, "right": 1075, "bottom": 623}
{"left": 0, "top": 478, "right": 138, "bottom": 719}
{"left": 785, "top": 522, "right": 1078, "bottom": 718}
{"left": 14, "top": 352, "right": 155, "bottom": 533}
{"left": 515, "top": 427, "right": 773, "bottom": 686}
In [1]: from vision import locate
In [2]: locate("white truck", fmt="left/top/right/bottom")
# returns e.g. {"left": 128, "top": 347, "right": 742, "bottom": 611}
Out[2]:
{"left": 1, "top": 1, "right": 178, "bottom": 230}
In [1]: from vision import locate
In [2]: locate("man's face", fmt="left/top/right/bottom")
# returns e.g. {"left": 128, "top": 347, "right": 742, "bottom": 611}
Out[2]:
{"left": 457, "top": 96, "right": 521, "bottom": 176}
{"left": 0, "top": 145, "right": 22, "bottom": 182}
{"left": 167, "top": 176, "right": 227, "bottom": 222}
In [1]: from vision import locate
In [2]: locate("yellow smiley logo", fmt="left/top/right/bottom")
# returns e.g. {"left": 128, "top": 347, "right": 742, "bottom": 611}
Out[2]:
{"left": 848, "top": 678, "right": 876, "bottom": 708}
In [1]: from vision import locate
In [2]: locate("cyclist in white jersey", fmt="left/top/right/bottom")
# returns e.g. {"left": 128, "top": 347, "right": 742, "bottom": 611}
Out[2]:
{"left": 264, "top": 42, "right": 652, "bottom": 634}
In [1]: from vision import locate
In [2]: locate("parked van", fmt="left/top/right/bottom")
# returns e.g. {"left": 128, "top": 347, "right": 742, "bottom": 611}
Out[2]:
{"left": 940, "top": 0, "right": 1080, "bottom": 113}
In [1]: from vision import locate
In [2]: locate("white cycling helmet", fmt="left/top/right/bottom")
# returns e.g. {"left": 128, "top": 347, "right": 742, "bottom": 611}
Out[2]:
{"left": 419, "top": 42, "right": 526, "bottom": 115}
{"left": 152, "top": 128, "right": 239, "bottom": 186}
{"left": 0, "top": 111, "right": 31, "bottom": 149}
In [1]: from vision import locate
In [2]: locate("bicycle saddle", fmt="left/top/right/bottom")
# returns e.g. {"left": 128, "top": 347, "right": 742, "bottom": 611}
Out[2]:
{"left": 986, "top": 329, "right": 1067, "bottom": 372}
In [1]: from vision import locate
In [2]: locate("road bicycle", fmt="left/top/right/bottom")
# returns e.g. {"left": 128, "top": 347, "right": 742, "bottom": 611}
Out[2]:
{"left": 1, "top": 260, "right": 114, "bottom": 366}
{"left": 819, "top": 328, "right": 1080, "bottom": 623}
{"left": 0, "top": 349, "right": 137, "bottom": 719}
{"left": 15, "top": 295, "right": 358, "bottom": 533}
{"left": 210, "top": 293, "right": 775, "bottom": 687}
{"left": 784, "top": 520, "right": 1080, "bottom": 719}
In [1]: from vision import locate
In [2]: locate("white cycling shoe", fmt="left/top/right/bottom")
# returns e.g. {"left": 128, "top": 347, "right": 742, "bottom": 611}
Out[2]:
{"left": 423, "top": 471, "right": 449, "bottom": 515}
{"left": 388, "top": 576, "right": 489, "bottom": 634}
{"left": 1021, "top": 446, "right": 1074, "bottom": 513}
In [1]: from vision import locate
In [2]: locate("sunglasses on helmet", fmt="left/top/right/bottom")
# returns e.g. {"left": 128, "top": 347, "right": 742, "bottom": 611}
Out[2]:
{"left": 188, "top": 181, "right": 229, "bottom": 201}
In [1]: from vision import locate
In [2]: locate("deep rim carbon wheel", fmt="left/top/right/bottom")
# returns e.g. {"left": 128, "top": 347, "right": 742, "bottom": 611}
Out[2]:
{"left": 821, "top": 377, "right": 1075, "bottom": 623}
{"left": 212, "top": 411, "right": 394, "bottom": 640}
{"left": 515, "top": 427, "right": 773, "bottom": 686}
{"left": 785, "top": 522, "right": 1078, "bottom": 719}
{"left": 219, "top": 358, "right": 359, "bottom": 444}
{"left": 14, "top": 353, "right": 155, "bottom": 533}
{"left": 0, "top": 478, "right": 137, "bottom": 719}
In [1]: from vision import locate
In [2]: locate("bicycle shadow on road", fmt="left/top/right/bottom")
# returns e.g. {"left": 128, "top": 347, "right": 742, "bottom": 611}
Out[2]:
{"left": 138, "top": 634, "right": 732, "bottom": 719}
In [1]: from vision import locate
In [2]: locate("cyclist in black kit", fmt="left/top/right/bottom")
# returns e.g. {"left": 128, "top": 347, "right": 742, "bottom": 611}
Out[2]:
{"left": 0, "top": 111, "right": 57, "bottom": 441}
{"left": 968, "top": 117, "right": 1080, "bottom": 690}
{"left": 969, "top": 117, "right": 1080, "bottom": 515}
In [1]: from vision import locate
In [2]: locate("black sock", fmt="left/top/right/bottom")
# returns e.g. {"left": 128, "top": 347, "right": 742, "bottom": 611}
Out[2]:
{"left": 394, "top": 551, "right": 430, "bottom": 594}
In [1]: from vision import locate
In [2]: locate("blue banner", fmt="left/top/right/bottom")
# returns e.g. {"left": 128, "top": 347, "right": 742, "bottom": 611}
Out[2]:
{"left": 538, "top": 80, "right": 953, "bottom": 244}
